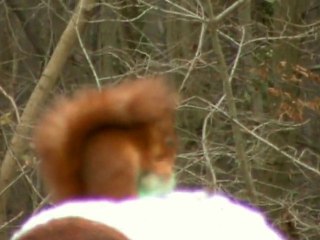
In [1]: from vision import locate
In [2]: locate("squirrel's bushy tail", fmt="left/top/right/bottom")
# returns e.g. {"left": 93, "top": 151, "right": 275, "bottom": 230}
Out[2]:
{"left": 33, "top": 77, "right": 178, "bottom": 202}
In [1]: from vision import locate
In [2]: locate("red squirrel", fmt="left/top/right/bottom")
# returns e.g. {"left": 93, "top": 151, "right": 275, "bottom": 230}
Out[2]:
{"left": 17, "top": 217, "right": 129, "bottom": 240}
{"left": 33, "top": 77, "right": 178, "bottom": 202}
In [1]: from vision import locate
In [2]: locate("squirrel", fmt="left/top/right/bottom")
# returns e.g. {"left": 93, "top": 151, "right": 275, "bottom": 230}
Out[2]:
{"left": 33, "top": 77, "right": 178, "bottom": 203}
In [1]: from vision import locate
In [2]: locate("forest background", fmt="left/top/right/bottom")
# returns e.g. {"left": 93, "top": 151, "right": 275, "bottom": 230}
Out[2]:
{"left": 0, "top": 0, "right": 320, "bottom": 239}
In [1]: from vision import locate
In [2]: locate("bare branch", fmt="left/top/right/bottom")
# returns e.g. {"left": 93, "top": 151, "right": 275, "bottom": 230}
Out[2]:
{"left": 214, "top": 0, "right": 246, "bottom": 24}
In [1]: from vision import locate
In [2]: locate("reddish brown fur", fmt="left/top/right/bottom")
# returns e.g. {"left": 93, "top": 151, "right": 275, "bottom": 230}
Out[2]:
{"left": 18, "top": 217, "right": 129, "bottom": 240}
{"left": 34, "top": 77, "right": 178, "bottom": 202}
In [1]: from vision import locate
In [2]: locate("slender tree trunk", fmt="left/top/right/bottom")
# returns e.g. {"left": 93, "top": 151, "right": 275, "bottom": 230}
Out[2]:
{"left": 98, "top": 3, "right": 118, "bottom": 79}
{"left": 207, "top": 0, "right": 257, "bottom": 203}
{"left": 238, "top": 0, "right": 264, "bottom": 120}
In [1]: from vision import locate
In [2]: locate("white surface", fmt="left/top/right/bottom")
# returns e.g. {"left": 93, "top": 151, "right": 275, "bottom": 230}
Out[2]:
{"left": 12, "top": 191, "right": 284, "bottom": 240}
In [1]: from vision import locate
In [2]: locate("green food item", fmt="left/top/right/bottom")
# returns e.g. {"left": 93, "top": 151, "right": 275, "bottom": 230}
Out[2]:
{"left": 138, "top": 173, "right": 175, "bottom": 197}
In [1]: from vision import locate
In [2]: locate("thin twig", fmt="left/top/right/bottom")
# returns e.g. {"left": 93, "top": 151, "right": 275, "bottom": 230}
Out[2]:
{"left": 202, "top": 111, "right": 217, "bottom": 189}
{"left": 0, "top": 211, "right": 23, "bottom": 230}
{"left": 76, "top": 22, "right": 101, "bottom": 89}
{"left": 229, "top": 26, "right": 245, "bottom": 83}
{"left": 214, "top": 0, "right": 245, "bottom": 23}
{"left": 0, "top": 86, "right": 20, "bottom": 123}
{"left": 179, "top": 5, "right": 207, "bottom": 92}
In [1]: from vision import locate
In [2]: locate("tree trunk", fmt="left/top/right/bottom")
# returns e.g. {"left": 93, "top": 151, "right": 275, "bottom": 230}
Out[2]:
{"left": 0, "top": 0, "right": 97, "bottom": 237}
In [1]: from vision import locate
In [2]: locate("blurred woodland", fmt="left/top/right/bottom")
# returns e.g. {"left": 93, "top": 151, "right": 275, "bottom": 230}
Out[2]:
{"left": 0, "top": 0, "right": 320, "bottom": 239}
